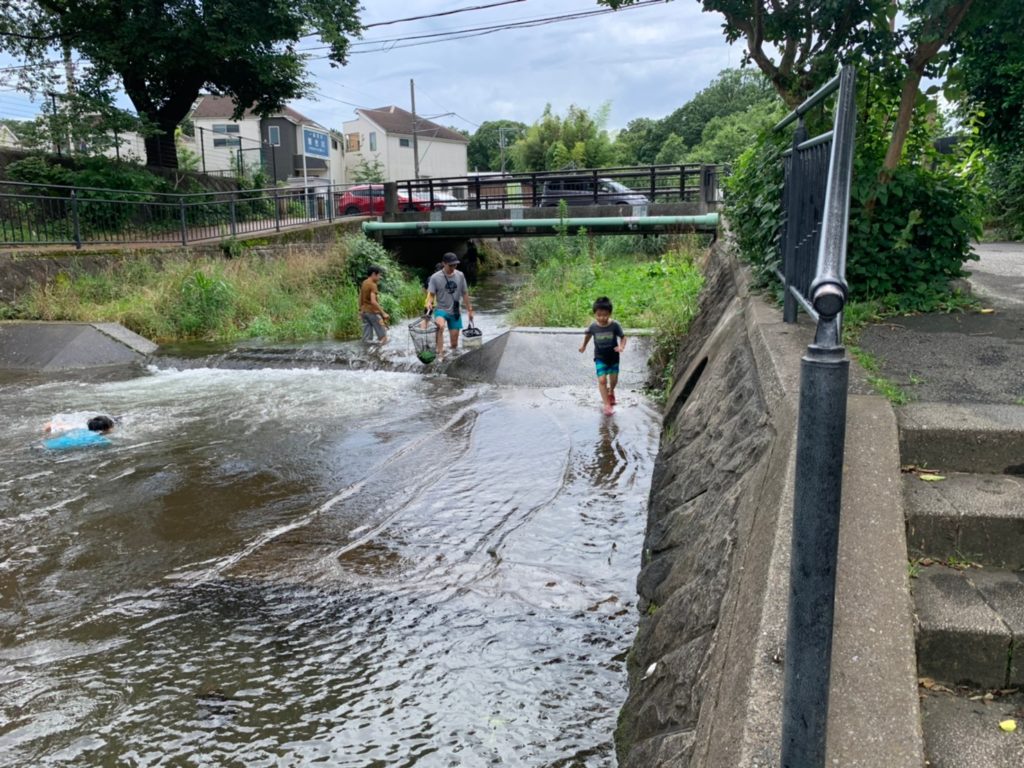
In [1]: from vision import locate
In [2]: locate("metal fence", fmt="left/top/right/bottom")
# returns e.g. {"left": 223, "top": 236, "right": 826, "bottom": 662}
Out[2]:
{"left": 775, "top": 65, "right": 857, "bottom": 768}
{"left": 392, "top": 163, "right": 723, "bottom": 210}
{"left": 0, "top": 163, "right": 726, "bottom": 249}
{"left": 0, "top": 180, "right": 350, "bottom": 248}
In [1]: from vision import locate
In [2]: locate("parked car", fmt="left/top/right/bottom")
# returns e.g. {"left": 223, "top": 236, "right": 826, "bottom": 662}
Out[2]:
{"left": 425, "top": 190, "right": 468, "bottom": 211}
{"left": 337, "top": 184, "right": 446, "bottom": 215}
{"left": 539, "top": 177, "right": 648, "bottom": 207}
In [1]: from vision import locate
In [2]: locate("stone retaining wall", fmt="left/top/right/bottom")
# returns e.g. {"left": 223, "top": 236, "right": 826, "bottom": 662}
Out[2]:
{"left": 615, "top": 235, "right": 923, "bottom": 767}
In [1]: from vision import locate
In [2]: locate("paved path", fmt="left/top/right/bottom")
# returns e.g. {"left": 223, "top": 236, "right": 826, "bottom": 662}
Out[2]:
{"left": 968, "top": 242, "right": 1024, "bottom": 308}
{"left": 856, "top": 242, "right": 1024, "bottom": 405}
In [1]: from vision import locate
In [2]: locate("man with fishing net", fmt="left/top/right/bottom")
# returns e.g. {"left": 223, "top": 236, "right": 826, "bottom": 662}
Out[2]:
{"left": 424, "top": 252, "right": 474, "bottom": 361}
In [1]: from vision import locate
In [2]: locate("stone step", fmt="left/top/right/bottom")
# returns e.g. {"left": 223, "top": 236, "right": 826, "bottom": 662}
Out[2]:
{"left": 898, "top": 403, "right": 1024, "bottom": 475}
{"left": 904, "top": 472, "right": 1024, "bottom": 568}
{"left": 913, "top": 566, "right": 1024, "bottom": 688}
{"left": 920, "top": 687, "right": 1024, "bottom": 767}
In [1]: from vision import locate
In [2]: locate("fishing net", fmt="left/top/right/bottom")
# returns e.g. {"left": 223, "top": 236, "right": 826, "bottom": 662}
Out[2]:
{"left": 409, "top": 314, "right": 437, "bottom": 364}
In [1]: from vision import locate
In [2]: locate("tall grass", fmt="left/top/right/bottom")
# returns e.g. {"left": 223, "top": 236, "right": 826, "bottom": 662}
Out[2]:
{"left": 510, "top": 230, "right": 706, "bottom": 394}
{"left": 15, "top": 235, "right": 426, "bottom": 343}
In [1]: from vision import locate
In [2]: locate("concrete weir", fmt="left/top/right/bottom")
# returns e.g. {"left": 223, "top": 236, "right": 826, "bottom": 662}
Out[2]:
{"left": 444, "top": 326, "right": 653, "bottom": 387}
{"left": 0, "top": 321, "right": 157, "bottom": 372}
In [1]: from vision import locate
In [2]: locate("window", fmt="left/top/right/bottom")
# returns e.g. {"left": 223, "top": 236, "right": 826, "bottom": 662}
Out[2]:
{"left": 213, "top": 137, "right": 241, "bottom": 147}
{"left": 345, "top": 133, "right": 361, "bottom": 152}
{"left": 267, "top": 125, "right": 280, "bottom": 146}
{"left": 399, "top": 137, "right": 411, "bottom": 148}
{"left": 332, "top": 139, "right": 339, "bottom": 150}
{"left": 212, "top": 123, "right": 240, "bottom": 134}
{"left": 369, "top": 132, "right": 377, "bottom": 151}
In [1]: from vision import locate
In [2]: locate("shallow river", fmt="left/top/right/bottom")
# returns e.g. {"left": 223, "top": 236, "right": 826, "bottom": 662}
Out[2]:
{"left": 0, "top": 286, "right": 659, "bottom": 767}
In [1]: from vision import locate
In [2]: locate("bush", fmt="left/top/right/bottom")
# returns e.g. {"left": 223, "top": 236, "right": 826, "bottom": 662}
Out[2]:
{"left": 724, "top": 136, "right": 786, "bottom": 289}
{"left": 724, "top": 129, "right": 981, "bottom": 304}
{"left": 983, "top": 147, "right": 1024, "bottom": 240}
{"left": 847, "top": 157, "right": 981, "bottom": 298}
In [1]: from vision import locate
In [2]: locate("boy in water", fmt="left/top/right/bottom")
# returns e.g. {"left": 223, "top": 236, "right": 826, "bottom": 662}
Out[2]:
{"left": 43, "top": 414, "right": 115, "bottom": 450}
{"left": 579, "top": 296, "right": 627, "bottom": 416}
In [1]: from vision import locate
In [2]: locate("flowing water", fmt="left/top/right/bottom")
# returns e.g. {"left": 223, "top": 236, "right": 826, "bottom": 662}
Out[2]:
{"left": 0, "top": 276, "right": 660, "bottom": 767}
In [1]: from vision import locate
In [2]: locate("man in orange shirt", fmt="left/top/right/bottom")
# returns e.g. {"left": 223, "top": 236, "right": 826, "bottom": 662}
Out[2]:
{"left": 359, "top": 265, "right": 390, "bottom": 344}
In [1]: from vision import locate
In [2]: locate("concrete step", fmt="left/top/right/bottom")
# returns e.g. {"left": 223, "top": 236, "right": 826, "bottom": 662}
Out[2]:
{"left": 904, "top": 472, "right": 1024, "bottom": 568}
{"left": 913, "top": 566, "right": 1024, "bottom": 688}
{"left": 921, "top": 688, "right": 1024, "bottom": 767}
{"left": 898, "top": 403, "right": 1024, "bottom": 474}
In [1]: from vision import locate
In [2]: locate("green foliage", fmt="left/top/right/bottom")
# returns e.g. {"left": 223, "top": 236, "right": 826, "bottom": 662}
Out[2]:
{"left": 5, "top": 155, "right": 73, "bottom": 188}
{"left": 510, "top": 103, "right": 614, "bottom": 171}
{"left": 511, "top": 231, "right": 704, "bottom": 386}
{"left": 847, "top": 157, "right": 981, "bottom": 298}
{"left": 1, "top": 1, "right": 363, "bottom": 168}
{"left": 14, "top": 240, "right": 425, "bottom": 343}
{"left": 686, "top": 100, "right": 787, "bottom": 164}
{"left": 467, "top": 120, "right": 528, "bottom": 172}
{"left": 952, "top": 1, "right": 1024, "bottom": 239}
{"left": 350, "top": 155, "right": 385, "bottom": 183}
{"left": 726, "top": 70, "right": 982, "bottom": 308}
{"left": 172, "top": 269, "right": 236, "bottom": 337}
{"left": 723, "top": 134, "right": 786, "bottom": 289}
{"left": 660, "top": 68, "right": 781, "bottom": 147}
{"left": 982, "top": 148, "right": 1024, "bottom": 239}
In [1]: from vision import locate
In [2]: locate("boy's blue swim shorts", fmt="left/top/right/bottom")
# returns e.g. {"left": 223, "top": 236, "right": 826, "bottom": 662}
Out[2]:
{"left": 595, "top": 359, "right": 619, "bottom": 377}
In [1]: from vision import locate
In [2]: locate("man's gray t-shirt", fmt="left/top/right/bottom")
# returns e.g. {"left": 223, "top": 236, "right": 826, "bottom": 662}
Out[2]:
{"left": 428, "top": 269, "right": 468, "bottom": 313}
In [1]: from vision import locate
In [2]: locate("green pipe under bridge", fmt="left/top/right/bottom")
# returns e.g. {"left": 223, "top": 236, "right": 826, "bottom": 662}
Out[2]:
{"left": 363, "top": 213, "right": 719, "bottom": 240}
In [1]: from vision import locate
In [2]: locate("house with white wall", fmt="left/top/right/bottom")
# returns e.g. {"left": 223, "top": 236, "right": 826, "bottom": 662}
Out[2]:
{"left": 342, "top": 106, "right": 468, "bottom": 181}
{"left": 0, "top": 124, "right": 21, "bottom": 149}
{"left": 189, "top": 95, "right": 344, "bottom": 186}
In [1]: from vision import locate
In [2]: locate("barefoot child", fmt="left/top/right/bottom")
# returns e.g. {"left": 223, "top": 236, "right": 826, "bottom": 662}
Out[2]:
{"left": 579, "top": 296, "right": 627, "bottom": 416}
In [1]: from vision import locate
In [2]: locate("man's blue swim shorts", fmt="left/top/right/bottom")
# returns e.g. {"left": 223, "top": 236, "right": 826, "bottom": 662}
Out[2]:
{"left": 433, "top": 308, "right": 463, "bottom": 331}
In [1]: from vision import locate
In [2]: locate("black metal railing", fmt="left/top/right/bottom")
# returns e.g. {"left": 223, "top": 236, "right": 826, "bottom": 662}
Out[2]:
{"left": 392, "top": 163, "right": 723, "bottom": 210}
{"left": 775, "top": 65, "right": 857, "bottom": 768}
{"left": 0, "top": 163, "right": 725, "bottom": 249}
{"left": 0, "top": 180, "right": 353, "bottom": 248}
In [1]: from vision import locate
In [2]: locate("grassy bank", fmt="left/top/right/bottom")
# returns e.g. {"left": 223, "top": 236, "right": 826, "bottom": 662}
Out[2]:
{"left": 509, "top": 228, "right": 706, "bottom": 394}
{"left": 12, "top": 235, "right": 426, "bottom": 343}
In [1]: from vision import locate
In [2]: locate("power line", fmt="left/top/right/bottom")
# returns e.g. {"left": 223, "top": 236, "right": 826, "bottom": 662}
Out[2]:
{"left": 364, "top": 0, "right": 527, "bottom": 29}
{"left": 300, "top": 1, "right": 662, "bottom": 56}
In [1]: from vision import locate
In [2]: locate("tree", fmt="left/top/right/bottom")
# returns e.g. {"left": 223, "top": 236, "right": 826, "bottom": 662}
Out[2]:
{"left": 951, "top": 0, "right": 1024, "bottom": 236}
{"left": 1, "top": 1, "right": 362, "bottom": 169}
{"left": 510, "top": 104, "right": 614, "bottom": 172}
{"left": 467, "top": 120, "right": 528, "bottom": 172}
{"left": 660, "top": 68, "right": 777, "bottom": 148}
{"left": 612, "top": 117, "right": 662, "bottom": 165}
{"left": 685, "top": 100, "right": 785, "bottom": 164}
{"left": 601, "top": 1, "right": 979, "bottom": 179}
{"left": 351, "top": 156, "right": 385, "bottom": 183}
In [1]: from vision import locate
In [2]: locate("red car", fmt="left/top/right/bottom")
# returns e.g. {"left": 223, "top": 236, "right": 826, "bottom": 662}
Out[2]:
{"left": 337, "top": 184, "right": 444, "bottom": 215}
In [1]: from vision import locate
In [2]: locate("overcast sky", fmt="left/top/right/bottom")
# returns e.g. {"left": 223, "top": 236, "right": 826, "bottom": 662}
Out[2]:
{"left": 0, "top": 0, "right": 742, "bottom": 134}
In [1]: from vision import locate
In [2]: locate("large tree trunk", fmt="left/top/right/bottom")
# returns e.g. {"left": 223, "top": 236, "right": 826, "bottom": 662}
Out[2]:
{"left": 879, "top": 0, "right": 975, "bottom": 180}
{"left": 142, "top": 126, "right": 178, "bottom": 169}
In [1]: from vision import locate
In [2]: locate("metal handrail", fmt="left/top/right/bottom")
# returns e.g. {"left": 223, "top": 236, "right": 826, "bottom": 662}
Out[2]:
{"left": 776, "top": 64, "right": 857, "bottom": 768}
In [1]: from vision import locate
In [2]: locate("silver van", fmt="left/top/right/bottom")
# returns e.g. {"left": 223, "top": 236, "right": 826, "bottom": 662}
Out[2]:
{"left": 539, "top": 177, "right": 648, "bottom": 207}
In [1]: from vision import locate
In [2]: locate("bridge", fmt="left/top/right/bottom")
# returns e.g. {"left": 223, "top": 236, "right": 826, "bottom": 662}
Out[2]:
{"left": 0, "top": 164, "right": 722, "bottom": 250}
{"left": 362, "top": 164, "right": 722, "bottom": 245}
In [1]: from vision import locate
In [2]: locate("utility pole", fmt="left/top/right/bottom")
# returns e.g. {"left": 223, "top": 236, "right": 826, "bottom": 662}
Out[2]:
{"left": 47, "top": 91, "right": 61, "bottom": 158}
{"left": 410, "top": 78, "right": 420, "bottom": 180}
{"left": 498, "top": 125, "right": 518, "bottom": 174}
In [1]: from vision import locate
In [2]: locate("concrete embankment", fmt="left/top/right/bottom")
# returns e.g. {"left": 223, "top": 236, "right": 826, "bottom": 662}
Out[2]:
{"left": 0, "top": 321, "right": 156, "bottom": 372}
{"left": 614, "top": 237, "right": 924, "bottom": 767}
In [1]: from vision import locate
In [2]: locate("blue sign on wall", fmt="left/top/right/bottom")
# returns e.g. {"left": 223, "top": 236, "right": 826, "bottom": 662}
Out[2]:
{"left": 303, "top": 128, "right": 329, "bottom": 158}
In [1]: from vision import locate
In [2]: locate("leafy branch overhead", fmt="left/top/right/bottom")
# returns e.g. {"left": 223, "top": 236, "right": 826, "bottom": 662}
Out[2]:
{"left": 0, "top": 0, "right": 364, "bottom": 169}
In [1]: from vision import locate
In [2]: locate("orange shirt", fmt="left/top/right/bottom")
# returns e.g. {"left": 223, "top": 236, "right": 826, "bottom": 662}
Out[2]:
{"left": 359, "top": 277, "right": 380, "bottom": 314}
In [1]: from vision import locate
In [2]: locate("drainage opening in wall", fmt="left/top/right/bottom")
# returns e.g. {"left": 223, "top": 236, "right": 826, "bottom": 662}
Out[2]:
{"left": 666, "top": 356, "right": 708, "bottom": 425}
